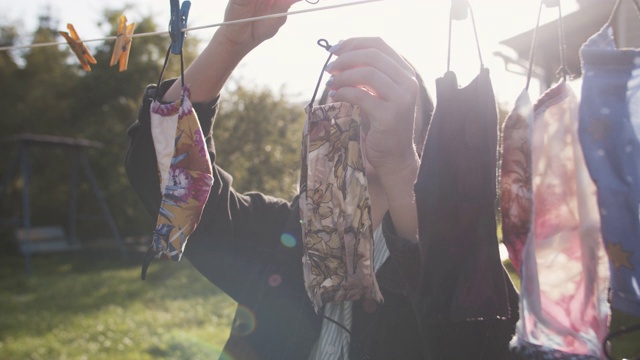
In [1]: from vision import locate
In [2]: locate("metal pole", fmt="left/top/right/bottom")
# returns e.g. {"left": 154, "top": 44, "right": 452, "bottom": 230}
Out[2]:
{"left": 78, "top": 152, "right": 126, "bottom": 255}
{"left": 69, "top": 149, "right": 79, "bottom": 244}
{"left": 19, "top": 143, "right": 33, "bottom": 275}
{"left": 0, "top": 150, "right": 20, "bottom": 223}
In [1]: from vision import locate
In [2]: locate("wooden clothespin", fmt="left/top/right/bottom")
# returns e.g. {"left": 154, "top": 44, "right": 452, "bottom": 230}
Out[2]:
{"left": 110, "top": 15, "right": 136, "bottom": 72}
{"left": 59, "top": 24, "right": 97, "bottom": 71}
{"left": 169, "top": 0, "right": 191, "bottom": 55}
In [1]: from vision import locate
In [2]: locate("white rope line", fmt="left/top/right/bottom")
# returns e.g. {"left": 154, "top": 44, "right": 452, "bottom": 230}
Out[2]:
{"left": 0, "top": 0, "right": 385, "bottom": 52}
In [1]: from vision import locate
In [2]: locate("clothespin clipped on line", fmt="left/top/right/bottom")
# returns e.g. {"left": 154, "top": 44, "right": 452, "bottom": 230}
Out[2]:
{"left": 169, "top": 0, "right": 191, "bottom": 55}
{"left": 110, "top": 15, "right": 136, "bottom": 72}
{"left": 451, "top": 0, "right": 469, "bottom": 20}
{"left": 59, "top": 24, "right": 97, "bottom": 71}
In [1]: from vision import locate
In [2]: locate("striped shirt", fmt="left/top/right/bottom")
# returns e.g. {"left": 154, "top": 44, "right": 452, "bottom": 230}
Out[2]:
{"left": 308, "top": 225, "right": 390, "bottom": 360}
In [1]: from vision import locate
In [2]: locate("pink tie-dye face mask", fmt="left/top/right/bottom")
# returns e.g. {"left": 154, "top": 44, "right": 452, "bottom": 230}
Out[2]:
{"left": 142, "top": 86, "right": 214, "bottom": 280}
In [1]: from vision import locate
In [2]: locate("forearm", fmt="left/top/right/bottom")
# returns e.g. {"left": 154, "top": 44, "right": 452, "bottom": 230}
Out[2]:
{"left": 163, "top": 32, "right": 251, "bottom": 103}
{"left": 162, "top": 0, "right": 298, "bottom": 103}
{"left": 381, "top": 211, "right": 420, "bottom": 292}
{"left": 379, "top": 156, "right": 420, "bottom": 243}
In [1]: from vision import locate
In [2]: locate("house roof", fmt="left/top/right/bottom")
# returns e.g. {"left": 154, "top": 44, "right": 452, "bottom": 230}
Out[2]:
{"left": 498, "top": 3, "right": 614, "bottom": 82}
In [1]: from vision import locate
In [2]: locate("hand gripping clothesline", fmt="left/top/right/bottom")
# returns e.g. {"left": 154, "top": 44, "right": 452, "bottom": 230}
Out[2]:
{"left": 0, "top": 0, "right": 385, "bottom": 53}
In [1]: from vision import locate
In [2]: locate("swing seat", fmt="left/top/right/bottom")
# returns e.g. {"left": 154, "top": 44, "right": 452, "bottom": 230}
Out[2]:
{"left": 14, "top": 226, "right": 81, "bottom": 254}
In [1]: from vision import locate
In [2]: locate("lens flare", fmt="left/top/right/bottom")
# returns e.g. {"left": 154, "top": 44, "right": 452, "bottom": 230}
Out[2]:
{"left": 231, "top": 305, "right": 257, "bottom": 337}
{"left": 218, "top": 350, "right": 236, "bottom": 360}
{"left": 268, "top": 273, "right": 282, "bottom": 287}
{"left": 280, "top": 233, "right": 297, "bottom": 248}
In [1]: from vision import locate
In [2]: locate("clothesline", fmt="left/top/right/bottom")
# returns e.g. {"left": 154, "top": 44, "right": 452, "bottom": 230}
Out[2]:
{"left": 0, "top": 0, "right": 385, "bottom": 52}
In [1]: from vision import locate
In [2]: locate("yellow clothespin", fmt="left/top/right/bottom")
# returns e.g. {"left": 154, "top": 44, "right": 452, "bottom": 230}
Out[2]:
{"left": 59, "top": 24, "right": 97, "bottom": 71}
{"left": 110, "top": 15, "right": 136, "bottom": 72}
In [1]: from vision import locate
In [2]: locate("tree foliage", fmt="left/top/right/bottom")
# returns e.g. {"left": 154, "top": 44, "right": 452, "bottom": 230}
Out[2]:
{"left": 215, "top": 80, "right": 305, "bottom": 200}
{"left": 0, "top": 7, "right": 305, "bottom": 243}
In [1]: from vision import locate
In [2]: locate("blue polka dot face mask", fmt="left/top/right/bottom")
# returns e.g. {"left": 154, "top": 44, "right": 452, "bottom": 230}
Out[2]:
{"left": 579, "top": 24, "right": 640, "bottom": 319}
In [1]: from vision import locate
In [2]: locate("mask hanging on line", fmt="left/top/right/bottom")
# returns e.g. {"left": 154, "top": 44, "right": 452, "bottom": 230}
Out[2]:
{"left": 145, "top": 86, "right": 214, "bottom": 275}
{"left": 507, "top": 2, "right": 610, "bottom": 358}
{"left": 579, "top": 0, "right": 640, "bottom": 321}
{"left": 299, "top": 39, "right": 383, "bottom": 312}
{"left": 414, "top": 3, "right": 518, "bottom": 357}
{"left": 141, "top": 5, "right": 214, "bottom": 279}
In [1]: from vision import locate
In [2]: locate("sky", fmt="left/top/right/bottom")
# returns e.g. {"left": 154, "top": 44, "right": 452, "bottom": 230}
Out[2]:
{"left": 2, "top": 0, "right": 584, "bottom": 106}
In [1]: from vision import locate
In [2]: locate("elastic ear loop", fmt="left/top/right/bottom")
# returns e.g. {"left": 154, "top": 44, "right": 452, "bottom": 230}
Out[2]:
{"left": 555, "top": 1, "right": 569, "bottom": 81}
{"left": 446, "top": 1, "right": 484, "bottom": 73}
{"left": 528, "top": 1, "right": 570, "bottom": 85}
{"left": 607, "top": 0, "right": 624, "bottom": 26}
{"left": 307, "top": 39, "right": 334, "bottom": 109}
{"left": 525, "top": 1, "right": 544, "bottom": 90}
{"left": 605, "top": 0, "right": 640, "bottom": 32}
{"left": 153, "top": 43, "right": 186, "bottom": 104}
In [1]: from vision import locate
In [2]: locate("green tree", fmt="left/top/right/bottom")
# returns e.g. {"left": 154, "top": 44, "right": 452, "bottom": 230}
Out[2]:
{"left": 0, "top": 14, "right": 79, "bottom": 234}
{"left": 17, "top": 15, "right": 78, "bottom": 135}
{"left": 214, "top": 80, "right": 305, "bottom": 200}
{"left": 0, "top": 22, "right": 21, "bottom": 237}
{"left": 0, "top": 7, "right": 201, "bottom": 240}
{"left": 64, "top": 9, "right": 202, "bottom": 238}
{"left": 0, "top": 23, "right": 19, "bottom": 124}
{"left": 0, "top": 6, "right": 306, "bottom": 244}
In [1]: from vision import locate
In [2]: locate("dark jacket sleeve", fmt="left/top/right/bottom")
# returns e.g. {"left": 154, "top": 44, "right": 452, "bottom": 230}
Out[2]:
{"left": 381, "top": 211, "right": 421, "bottom": 294}
{"left": 125, "top": 79, "right": 299, "bottom": 303}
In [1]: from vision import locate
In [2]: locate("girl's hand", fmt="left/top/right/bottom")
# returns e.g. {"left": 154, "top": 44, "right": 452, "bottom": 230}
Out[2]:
{"left": 163, "top": 0, "right": 299, "bottom": 103}
{"left": 218, "top": 0, "right": 300, "bottom": 52}
{"left": 325, "top": 37, "right": 420, "bottom": 242}
{"left": 325, "top": 37, "right": 420, "bottom": 177}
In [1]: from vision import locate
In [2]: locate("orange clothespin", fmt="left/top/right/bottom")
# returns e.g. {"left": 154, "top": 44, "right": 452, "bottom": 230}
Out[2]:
{"left": 110, "top": 15, "right": 136, "bottom": 72}
{"left": 59, "top": 24, "right": 97, "bottom": 71}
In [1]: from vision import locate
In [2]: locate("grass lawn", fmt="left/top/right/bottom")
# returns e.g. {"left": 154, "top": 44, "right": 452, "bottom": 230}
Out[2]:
{"left": 0, "top": 246, "right": 236, "bottom": 360}
{"left": 1, "top": 242, "right": 638, "bottom": 359}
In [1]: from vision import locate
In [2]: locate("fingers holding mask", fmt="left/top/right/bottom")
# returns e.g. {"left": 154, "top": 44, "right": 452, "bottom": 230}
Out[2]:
{"left": 222, "top": 0, "right": 300, "bottom": 47}
{"left": 329, "top": 37, "right": 414, "bottom": 75}
{"left": 323, "top": 37, "right": 420, "bottom": 170}
{"left": 324, "top": 37, "right": 418, "bottom": 114}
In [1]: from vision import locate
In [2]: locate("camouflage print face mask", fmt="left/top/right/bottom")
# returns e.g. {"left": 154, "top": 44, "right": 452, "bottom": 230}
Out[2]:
{"left": 142, "top": 86, "right": 214, "bottom": 279}
{"left": 299, "top": 102, "right": 383, "bottom": 313}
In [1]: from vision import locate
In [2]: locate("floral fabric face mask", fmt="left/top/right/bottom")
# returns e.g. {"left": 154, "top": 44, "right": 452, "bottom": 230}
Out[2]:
{"left": 142, "top": 86, "right": 214, "bottom": 279}
{"left": 299, "top": 102, "right": 383, "bottom": 312}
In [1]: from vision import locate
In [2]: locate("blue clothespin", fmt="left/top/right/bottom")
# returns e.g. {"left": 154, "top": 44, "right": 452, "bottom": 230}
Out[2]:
{"left": 169, "top": 0, "right": 191, "bottom": 55}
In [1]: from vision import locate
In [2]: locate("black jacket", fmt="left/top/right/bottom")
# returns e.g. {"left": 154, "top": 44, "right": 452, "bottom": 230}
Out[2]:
{"left": 125, "top": 79, "right": 424, "bottom": 360}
